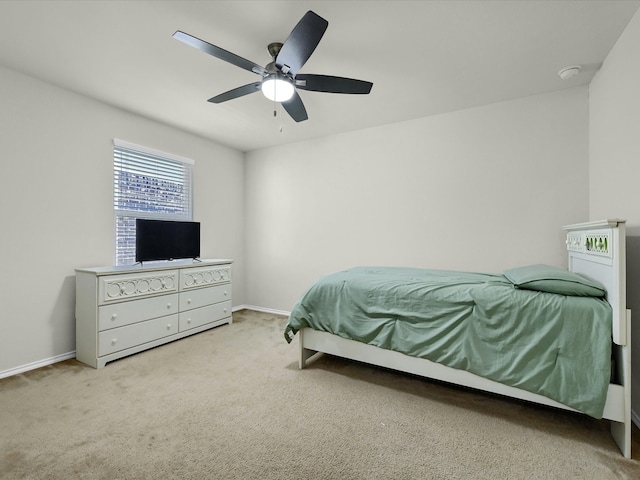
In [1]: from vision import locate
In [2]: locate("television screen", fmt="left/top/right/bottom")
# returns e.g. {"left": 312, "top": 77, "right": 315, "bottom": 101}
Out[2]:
{"left": 135, "top": 219, "right": 200, "bottom": 263}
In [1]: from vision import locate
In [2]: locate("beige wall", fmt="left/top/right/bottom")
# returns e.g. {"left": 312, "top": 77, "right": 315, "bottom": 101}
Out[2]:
{"left": 0, "top": 65, "right": 245, "bottom": 375}
{"left": 589, "top": 10, "right": 640, "bottom": 417}
{"left": 245, "top": 87, "right": 590, "bottom": 312}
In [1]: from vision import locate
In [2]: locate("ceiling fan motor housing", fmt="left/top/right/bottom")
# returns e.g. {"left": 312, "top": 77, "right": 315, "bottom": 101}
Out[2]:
{"left": 262, "top": 49, "right": 295, "bottom": 102}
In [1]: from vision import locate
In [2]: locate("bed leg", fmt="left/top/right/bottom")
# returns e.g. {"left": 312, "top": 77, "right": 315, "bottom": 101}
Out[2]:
{"left": 611, "top": 309, "right": 632, "bottom": 458}
{"left": 300, "top": 347, "right": 317, "bottom": 369}
{"left": 611, "top": 421, "right": 631, "bottom": 459}
{"left": 298, "top": 329, "right": 316, "bottom": 369}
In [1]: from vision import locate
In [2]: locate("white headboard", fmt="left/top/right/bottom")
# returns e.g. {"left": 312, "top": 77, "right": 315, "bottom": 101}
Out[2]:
{"left": 563, "top": 219, "right": 627, "bottom": 345}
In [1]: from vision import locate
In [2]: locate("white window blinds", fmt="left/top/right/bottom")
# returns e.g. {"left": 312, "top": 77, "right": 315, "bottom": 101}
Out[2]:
{"left": 113, "top": 139, "right": 194, "bottom": 265}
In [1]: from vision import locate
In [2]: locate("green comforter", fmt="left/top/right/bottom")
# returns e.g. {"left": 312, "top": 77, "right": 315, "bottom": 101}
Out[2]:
{"left": 285, "top": 267, "right": 612, "bottom": 418}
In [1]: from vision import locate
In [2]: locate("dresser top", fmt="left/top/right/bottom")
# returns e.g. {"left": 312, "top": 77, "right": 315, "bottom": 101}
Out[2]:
{"left": 75, "top": 258, "right": 233, "bottom": 276}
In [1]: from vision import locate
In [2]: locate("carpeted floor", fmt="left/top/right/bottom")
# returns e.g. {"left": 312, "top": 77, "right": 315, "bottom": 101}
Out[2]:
{"left": 1, "top": 309, "right": 639, "bottom": 479}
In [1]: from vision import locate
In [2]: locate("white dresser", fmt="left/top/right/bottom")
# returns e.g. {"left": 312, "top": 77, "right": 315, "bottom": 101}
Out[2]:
{"left": 75, "top": 259, "right": 232, "bottom": 368}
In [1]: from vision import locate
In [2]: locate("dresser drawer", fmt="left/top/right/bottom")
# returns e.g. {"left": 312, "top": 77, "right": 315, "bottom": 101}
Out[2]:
{"left": 98, "top": 294, "right": 179, "bottom": 331}
{"left": 180, "top": 265, "right": 231, "bottom": 291}
{"left": 179, "top": 300, "right": 231, "bottom": 332}
{"left": 179, "top": 284, "right": 232, "bottom": 311}
{"left": 98, "top": 314, "right": 179, "bottom": 356}
{"left": 98, "top": 270, "right": 179, "bottom": 304}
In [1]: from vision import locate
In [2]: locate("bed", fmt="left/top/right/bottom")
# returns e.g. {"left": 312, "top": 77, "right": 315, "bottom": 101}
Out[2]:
{"left": 284, "top": 219, "right": 631, "bottom": 458}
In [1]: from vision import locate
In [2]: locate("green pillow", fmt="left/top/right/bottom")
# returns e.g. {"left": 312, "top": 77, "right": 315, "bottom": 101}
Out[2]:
{"left": 503, "top": 264, "right": 606, "bottom": 297}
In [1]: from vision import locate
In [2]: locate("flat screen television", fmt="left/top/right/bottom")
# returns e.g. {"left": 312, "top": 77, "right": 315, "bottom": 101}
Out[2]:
{"left": 135, "top": 219, "right": 200, "bottom": 263}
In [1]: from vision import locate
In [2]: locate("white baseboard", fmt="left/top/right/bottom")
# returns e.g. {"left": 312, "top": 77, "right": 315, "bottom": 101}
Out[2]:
{"left": 234, "top": 304, "right": 291, "bottom": 317}
{"left": 0, "top": 351, "right": 76, "bottom": 380}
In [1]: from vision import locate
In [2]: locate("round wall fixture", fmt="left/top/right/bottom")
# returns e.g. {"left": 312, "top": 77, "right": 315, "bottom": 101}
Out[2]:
{"left": 558, "top": 65, "right": 582, "bottom": 80}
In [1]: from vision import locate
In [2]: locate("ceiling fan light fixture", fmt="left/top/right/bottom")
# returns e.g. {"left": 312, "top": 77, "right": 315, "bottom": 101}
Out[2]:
{"left": 261, "top": 75, "right": 294, "bottom": 102}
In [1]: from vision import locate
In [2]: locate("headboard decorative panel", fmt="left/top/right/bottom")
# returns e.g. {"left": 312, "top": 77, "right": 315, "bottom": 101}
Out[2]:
{"left": 563, "top": 219, "right": 626, "bottom": 345}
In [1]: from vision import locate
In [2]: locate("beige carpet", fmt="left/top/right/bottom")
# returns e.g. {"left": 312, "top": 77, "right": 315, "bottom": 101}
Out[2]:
{"left": 1, "top": 309, "right": 639, "bottom": 479}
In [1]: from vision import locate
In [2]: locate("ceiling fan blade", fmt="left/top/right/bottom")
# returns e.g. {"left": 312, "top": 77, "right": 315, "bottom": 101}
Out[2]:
{"left": 208, "top": 82, "right": 262, "bottom": 103}
{"left": 295, "top": 74, "right": 373, "bottom": 94}
{"left": 281, "top": 91, "right": 308, "bottom": 122}
{"left": 173, "top": 31, "right": 267, "bottom": 76}
{"left": 276, "top": 11, "right": 328, "bottom": 76}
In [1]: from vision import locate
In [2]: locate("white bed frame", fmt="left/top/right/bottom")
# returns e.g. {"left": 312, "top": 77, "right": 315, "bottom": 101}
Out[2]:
{"left": 298, "top": 219, "right": 631, "bottom": 458}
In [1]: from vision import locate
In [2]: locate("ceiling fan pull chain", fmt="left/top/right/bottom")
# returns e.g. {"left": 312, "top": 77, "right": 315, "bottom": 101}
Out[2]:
{"left": 273, "top": 100, "right": 283, "bottom": 133}
{"left": 272, "top": 79, "right": 278, "bottom": 117}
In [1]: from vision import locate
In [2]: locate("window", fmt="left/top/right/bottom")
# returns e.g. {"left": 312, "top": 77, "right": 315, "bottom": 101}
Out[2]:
{"left": 113, "top": 139, "right": 194, "bottom": 265}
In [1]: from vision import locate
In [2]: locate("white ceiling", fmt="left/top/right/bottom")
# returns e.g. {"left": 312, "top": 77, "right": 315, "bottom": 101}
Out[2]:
{"left": 0, "top": 1, "right": 638, "bottom": 152}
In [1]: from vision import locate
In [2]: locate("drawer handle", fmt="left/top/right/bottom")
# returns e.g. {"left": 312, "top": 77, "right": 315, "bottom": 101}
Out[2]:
{"left": 111, "top": 339, "right": 117, "bottom": 346}
{"left": 224, "top": 291, "right": 228, "bottom": 296}
{"left": 187, "top": 299, "right": 192, "bottom": 304}
{"left": 167, "top": 303, "right": 172, "bottom": 309}
{"left": 224, "top": 308, "right": 228, "bottom": 313}
{"left": 111, "top": 313, "right": 118, "bottom": 321}
{"left": 187, "top": 318, "right": 192, "bottom": 324}
{"left": 167, "top": 324, "right": 172, "bottom": 330}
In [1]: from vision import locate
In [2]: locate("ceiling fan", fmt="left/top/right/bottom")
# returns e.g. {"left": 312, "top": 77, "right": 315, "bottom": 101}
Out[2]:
{"left": 173, "top": 10, "right": 373, "bottom": 122}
